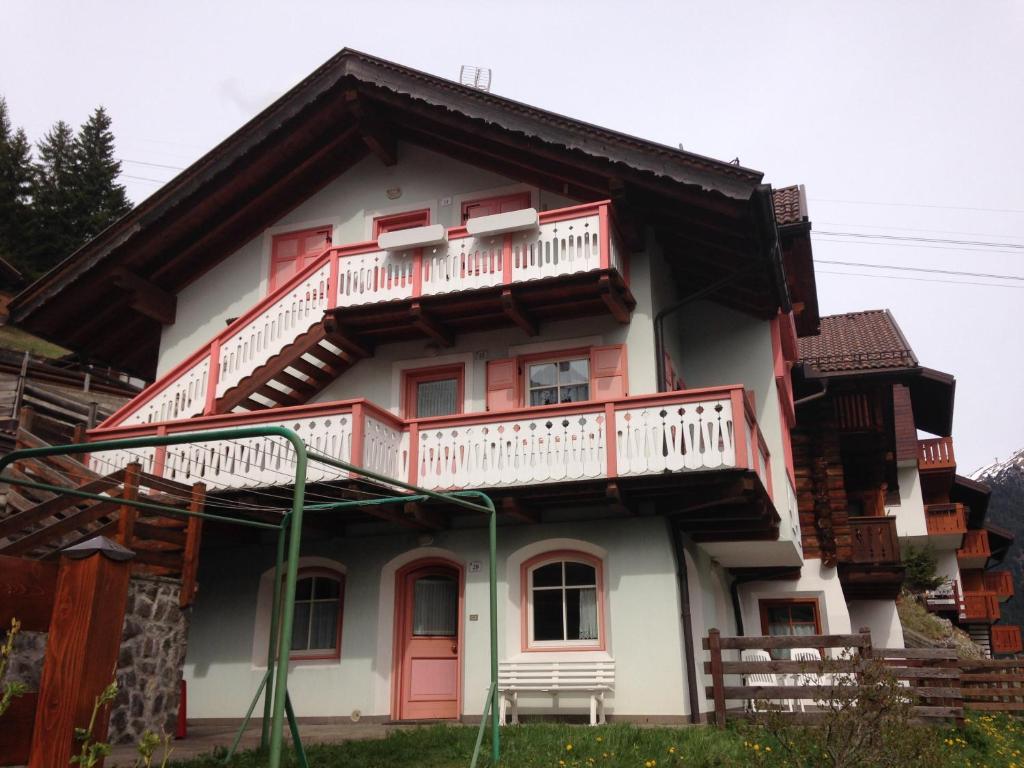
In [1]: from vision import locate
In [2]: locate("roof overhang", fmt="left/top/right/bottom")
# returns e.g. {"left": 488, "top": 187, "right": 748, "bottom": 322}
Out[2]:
{"left": 11, "top": 49, "right": 806, "bottom": 377}
{"left": 951, "top": 474, "right": 991, "bottom": 527}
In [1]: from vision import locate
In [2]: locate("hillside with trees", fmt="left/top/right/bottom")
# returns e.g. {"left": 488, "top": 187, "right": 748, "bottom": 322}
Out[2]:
{"left": 0, "top": 97, "right": 131, "bottom": 281}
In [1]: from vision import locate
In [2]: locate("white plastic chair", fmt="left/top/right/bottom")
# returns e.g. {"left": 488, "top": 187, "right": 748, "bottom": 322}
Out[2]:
{"left": 741, "top": 649, "right": 793, "bottom": 713}
{"left": 789, "top": 647, "right": 824, "bottom": 712}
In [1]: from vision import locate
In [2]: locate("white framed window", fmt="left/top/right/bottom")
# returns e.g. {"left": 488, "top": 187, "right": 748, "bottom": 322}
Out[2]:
{"left": 526, "top": 357, "right": 590, "bottom": 406}
{"left": 289, "top": 569, "right": 344, "bottom": 660}
{"left": 524, "top": 553, "right": 604, "bottom": 650}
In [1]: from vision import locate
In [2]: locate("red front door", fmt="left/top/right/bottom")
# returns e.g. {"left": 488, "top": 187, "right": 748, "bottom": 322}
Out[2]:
{"left": 395, "top": 562, "right": 462, "bottom": 720}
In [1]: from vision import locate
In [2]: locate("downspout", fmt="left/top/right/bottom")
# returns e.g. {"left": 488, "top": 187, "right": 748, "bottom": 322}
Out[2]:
{"left": 794, "top": 376, "right": 829, "bottom": 407}
{"left": 669, "top": 518, "right": 703, "bottom": 723}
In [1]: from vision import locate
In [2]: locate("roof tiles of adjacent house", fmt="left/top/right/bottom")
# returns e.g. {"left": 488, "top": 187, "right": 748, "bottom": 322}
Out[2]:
{"left": 772, "top": 185, "right": 808, "bottom": 227}
{"left": 797, "top": 309, "right": 918, "bottom": 373}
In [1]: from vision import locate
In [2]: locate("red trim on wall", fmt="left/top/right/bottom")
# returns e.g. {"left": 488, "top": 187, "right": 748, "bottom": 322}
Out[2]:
{"left": 372, "top": 209, "right": 431, "bottom": 237}
{"left": 519, "top": 550, "right": 606, "bottom": 653}
{"left": 401, "top": 364, "right": 466, "bottom": 419}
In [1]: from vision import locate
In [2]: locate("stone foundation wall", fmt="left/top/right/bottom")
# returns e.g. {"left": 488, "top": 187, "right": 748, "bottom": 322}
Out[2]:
{"left": 5, "top": 630, "right": 46, "bottom": 688}
{"left": 109, "top": 576, "right": 189, "bottom": 744}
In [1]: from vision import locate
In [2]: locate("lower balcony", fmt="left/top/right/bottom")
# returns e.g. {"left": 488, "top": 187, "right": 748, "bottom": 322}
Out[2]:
{"left": 958, "top": 529, "right": 992, "bottom": 569}
{"left": 983, "top": 570, "right": 1015, "bottom": 601}
{"left": 924, "top": 503, "right": 967, "bottom": 547}
{"left": 991, "top": 625, "right": 1024, "bottom": 655}
{"left": 961, "top": 591, "right": 1000, "bottom": 623}
{"left": 838, "top": 516, "right": 905, "bottom": 600}
{"left": 86, "top": 386, "right": 784, "bottom": 545}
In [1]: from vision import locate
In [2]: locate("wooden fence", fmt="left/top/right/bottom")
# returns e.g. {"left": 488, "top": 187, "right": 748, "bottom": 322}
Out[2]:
{"left": 704, "top": 628, "right": 1024, "bottom": 727}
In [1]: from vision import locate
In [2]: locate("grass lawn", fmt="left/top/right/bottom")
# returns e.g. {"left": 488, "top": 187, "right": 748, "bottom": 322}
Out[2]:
{"left": 164, "top": 715, "right": 1024, "bottom": 768}
{"left": 0, "top": 324, "right": 69, "bottom": 358}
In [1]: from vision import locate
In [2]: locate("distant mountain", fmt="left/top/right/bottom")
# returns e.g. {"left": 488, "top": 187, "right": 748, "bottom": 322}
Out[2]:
{"left": 975, "top": 449, "right": 1024, "bottom": 631}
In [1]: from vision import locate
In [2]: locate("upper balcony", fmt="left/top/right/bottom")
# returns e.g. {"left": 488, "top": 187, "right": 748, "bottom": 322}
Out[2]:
{"left": 87, "top": 385, "right": 784, "bottom": 544}
{"left": 961, "top": 591, "right": 1000, "bottom": 623}
{"left": 101, "top": 201, "right": 633, "bottom": 428}
{"left": 924, "top": 503, "right": 968, "bottom": 547}
{"left": 983, "top": 570, "right": 1015, "bottom": 601}
{"left": 958, "top": 529, "right": 992, "bottom": 569}
{"left": 838, "top": 516, "right": 905, "bottom": 599}
{"left": 918, "top": 436, "right": 955, "bottom": 473}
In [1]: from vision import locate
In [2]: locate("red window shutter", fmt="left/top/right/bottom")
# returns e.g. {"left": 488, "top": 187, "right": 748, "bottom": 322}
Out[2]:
{"left": 270, "top": 227, "right": 331, "bottom": 292}
{"left": 461, "top": 192, "right": 531, "bottom": 223}
{"left": 486, "top": 358, "right": 519, "bottom": 411}
{"left": 590, "top": 345, "right": 627, "bottom": 401}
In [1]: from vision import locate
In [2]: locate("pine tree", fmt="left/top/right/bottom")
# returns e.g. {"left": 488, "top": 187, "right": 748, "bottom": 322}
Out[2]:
{"left": 0, "top": 97, "right": 33, "bottom": 273}
{"left": 73, "top": 107, "right": 130, "bottom": 241}
{"left": 26, "top": 120, "right": 81, "bottom": 277}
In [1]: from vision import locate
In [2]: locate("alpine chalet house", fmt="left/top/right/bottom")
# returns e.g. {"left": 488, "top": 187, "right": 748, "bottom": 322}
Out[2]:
{"left": 793, "top": 310, "right": 1021, "bottom": 656}
{"left": 9, "top": 49, "right": 925, "bottom": 727}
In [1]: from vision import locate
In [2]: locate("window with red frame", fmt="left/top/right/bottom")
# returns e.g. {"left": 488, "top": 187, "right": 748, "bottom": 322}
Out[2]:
{"left": 460, "top": 192, "right": 531, "bottom": 223}
{"left": 403, "top": 364, "right": 465, "bottom": 418}
{"left": 485, "top": 345, "right": 627, "bottom": 412}
{"left": 270, "top": 227, "right": 332, "bottom": 293}
{"left": 290, "top": 570, "right": 345, "bottom": 659}
{"left": 525, "top": 554, "right": 603, "bottom": 649}
{"left": 372, "top": 209, "right": 431, "bottom": 238}
{"left": 759, "top": 598, "right": 821, "bottom": 660}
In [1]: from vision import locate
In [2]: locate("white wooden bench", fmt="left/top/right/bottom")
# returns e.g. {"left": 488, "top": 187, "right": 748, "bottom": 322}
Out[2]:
{"left": 497, "top": 659, "right": 615, "bottom": 725}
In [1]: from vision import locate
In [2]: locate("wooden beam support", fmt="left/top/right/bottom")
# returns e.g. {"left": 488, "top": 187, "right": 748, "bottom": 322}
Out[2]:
{"left": 111, "top": 268, "right": 177, "bottom": 325}
{"left": 179, "top": 483, "right": 206, "bottom": 607}
{"left": 405, "top": 501, "right": 445, "bottom": 531}
{"left": 606, "top": 481, "right": 633, "bottom": 515}
{"left": 322, "top": 316, "right": 373, "bottom": 359}
{"left": 344, "top": 88, "right": 397, "bottom": 166}
{"left": 500, "top": 496, "right": 539, "bottom": 524}
{"left": 410, "top": 301, "right": 454, "bottom": 347}
{"left": 598, "top": 275, "right": 631, "bottom": 324}
{"left": 500, "top": 288, "right": 538, "bottom": 336}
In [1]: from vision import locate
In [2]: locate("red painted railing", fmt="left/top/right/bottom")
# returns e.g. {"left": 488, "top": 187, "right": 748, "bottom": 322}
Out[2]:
{"left": 959, "top": 529, "right": 992, "bottom": 562}
{"left": 962, "top": 591, "right": 1000, "bottom": 623}
{"left": 983, "top": 570, "right": 1015, "bottom": 598}
{"left": 919, "top": 436, "right": 955, "bottom": 471}
{"left": 991, "top": 625, "right": 1023, "bottom": 655}
{"left": 925, "top": 503, "right": 968, "bottom": 536}
{"left": 101, "top": 201, "right": 624, "bottom": 430}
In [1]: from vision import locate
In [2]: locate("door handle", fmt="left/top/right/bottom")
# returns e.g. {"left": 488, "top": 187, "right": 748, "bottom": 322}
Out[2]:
{"left": 451, "top": 643, "right": 458, "bottom": 654}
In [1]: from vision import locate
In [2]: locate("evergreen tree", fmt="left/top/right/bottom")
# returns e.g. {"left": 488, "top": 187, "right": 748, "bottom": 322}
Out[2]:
{"left": 0, "top": 98, "right": 33, "bottom": 273}
{"left": 73, "top": 107, "right": 130, "bottom": 241}
{"left": 27, "top": 120, "right": 81, "bottom": 277}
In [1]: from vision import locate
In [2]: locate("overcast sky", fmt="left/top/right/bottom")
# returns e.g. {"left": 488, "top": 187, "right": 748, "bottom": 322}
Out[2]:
{"left": 2, "top": 1, "right": 1021, "bottom": 472}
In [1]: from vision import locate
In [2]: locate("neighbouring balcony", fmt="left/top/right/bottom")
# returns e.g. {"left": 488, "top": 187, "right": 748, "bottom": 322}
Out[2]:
{"left": 983, "top": 570, "right": 1015, "bottom": 601}
{"left": 991, "top": 625, "right": 1024, "bottom": 655}
{"left": 101, "top": 201, "right": 631, "bottom": 429}
{"left": 918, "top": 436, "right": 955, "bottom": 472}
{"left": 925, "top": 503, "right": 968, "bottom": 536}
{"left": 87, "top": 385, "right": 774, "bottom": 504}
{"left": 924, "top": 580, "right": 962, "bottom": 614}
{"left": 958, "top": 529, "right": 992, "bottom": 568}
{"left": 961, "top": 591, "right": 1000, "bottom": 623}
{"left": 838, "top": 516, "right": 905, "bottom": 600}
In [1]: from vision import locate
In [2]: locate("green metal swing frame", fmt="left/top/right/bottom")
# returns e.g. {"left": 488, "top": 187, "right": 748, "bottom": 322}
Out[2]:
{"left": 0, "top": 426, "right": 501, "bottom": 768}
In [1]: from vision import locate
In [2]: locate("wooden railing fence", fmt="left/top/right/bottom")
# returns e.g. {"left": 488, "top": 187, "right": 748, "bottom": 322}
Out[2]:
{"left": 704, "top": 628, "right": 1024, "bottom": 727}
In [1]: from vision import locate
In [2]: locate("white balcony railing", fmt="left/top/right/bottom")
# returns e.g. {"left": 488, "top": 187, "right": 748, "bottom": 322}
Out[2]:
{"left": 101, "top": 202, "right": 623, "bottom": 429}
{"left": 88, "top": 386, "right": 772, "bottom": 499}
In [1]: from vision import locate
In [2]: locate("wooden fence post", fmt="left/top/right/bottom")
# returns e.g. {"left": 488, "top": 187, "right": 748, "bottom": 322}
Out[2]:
{"left": 116, "top": 462, "right": 141, "bottom": 550}
{"left": 708, "top": 628, "right": 726, "bottom": 728}
{"left": 28, "top": 536, "right": 134, "bottom": 768}
{"left": 179, "top": 482, "right": 206, "bottom": 608}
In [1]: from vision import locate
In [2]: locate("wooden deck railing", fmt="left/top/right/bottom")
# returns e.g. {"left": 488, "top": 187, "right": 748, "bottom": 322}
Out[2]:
{"left": 849, "top": 516, "right": 901, "bottom": 564}
{"left": 925, "top": 503, "right": 968, "bottom": 536}
{"left": 961, "top": 591, "right": 1000, "bottom": 623}
{"left": 990, "top": 625, "right": 1024, "bottom": 656}
{"left": 100, "top": 201, "right": 625, "bottom": 429}
{"left": 87, "top": 386, "right": 773, "bottom": 497}
{"left": 704, "top": 629, "right": 1024, "bottom": 727}
{"left": 958, "top": 529, "right": 991, "bottom": 562}
{"left": 983, "top": 570, "right": 1015, "bottom": 599}
{"left": 918, "top": 436, "right": 955, "bottom": 471}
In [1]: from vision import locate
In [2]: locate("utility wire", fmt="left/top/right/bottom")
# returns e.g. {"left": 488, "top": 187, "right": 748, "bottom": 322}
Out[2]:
{"left": 815, "top": 231, "right": 1024, "bottom": 250}
{"left": 119, "top": 158, "right": 186, "bottom": 171}
{"left": 812, "top": 235, "right": 1024, "bottom": 257}
{"left": 816, "top": 270, "right": 1023, "bottom": 290}
{"left": 811, "top": 198, "right": 1024, "bottom": 215}
{"left": 818, "top": 221, "right": 1024, "bottom": 240}
{"left": 814, "top": 259, "right": 1024, "bottom": 282}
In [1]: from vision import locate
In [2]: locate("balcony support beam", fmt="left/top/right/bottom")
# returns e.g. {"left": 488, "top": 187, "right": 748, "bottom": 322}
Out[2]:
{"left": 606, "top": 481, "right": 633, "bottom": 515}
{"left": 322, "top": 317, "right": 373, "bottom": 359}
{"left": 500, "top": 289, "right": 537, "bottom": 337}
{"left": 599, "top": 275, "right": 631, "bottom": 324}
{"left": 410, "top": 301, "right": 454, "bottom": 347}
{"left": 111, "top": 268, "right": 177, "bottom": 325}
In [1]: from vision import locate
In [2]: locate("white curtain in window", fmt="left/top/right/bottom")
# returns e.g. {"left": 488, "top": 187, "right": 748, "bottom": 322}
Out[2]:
{"left": 577, "top": 588, "right": 599, "bottom": 640}
{"left": 413, "top": 577, "right": 458, "bottom": 636}
{"left": 417, "top": 379, "right": 458, "bottom": 417}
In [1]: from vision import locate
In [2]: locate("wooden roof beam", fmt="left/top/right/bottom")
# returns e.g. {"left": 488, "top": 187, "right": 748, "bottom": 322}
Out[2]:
{"left": 111, "top": 268, "right": 177, "bottom": 325}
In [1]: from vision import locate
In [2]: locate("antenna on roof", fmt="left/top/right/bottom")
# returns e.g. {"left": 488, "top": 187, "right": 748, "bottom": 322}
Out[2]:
{"left": 459, "top": 65, "right": 492, "bottom": 92}
{"left": 730, "top": 157, "right": 741, "bottom": 166}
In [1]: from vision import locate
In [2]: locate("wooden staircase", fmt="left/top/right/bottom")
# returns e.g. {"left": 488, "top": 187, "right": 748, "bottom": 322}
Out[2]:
{"left": 0, "top": 427, "right": 206, "bottom": 606}
{"left": 215, "top": 321, "right": 371, "bottom": 413}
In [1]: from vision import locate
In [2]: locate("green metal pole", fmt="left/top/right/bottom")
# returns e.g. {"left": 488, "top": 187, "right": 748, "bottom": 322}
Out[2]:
{"left": 260, "top": 517, "right": 289, "bottom": 750}
{"left": 224, "top": 668, "right": 271, "bottom": 761}
{"left": 267, "top": 437, "right": 308, "bottom": 768}
{"left": 487, "top": 493, "right": 499, "bottom": 764}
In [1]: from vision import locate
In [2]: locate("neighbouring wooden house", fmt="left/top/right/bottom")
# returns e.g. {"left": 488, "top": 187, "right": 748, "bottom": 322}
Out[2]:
{"left": 2, "top": 49, "right": 1014, "bottom": 742}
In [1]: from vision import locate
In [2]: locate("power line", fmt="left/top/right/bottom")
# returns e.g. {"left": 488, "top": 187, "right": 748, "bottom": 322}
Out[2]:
{"left": 812, "top": 235, "right": 1024, "bottom": 257}
{"left": 119, "top": 158, "right": 185, "bottom": 171}
{"left": 815, "top": 270, "right": 1023, "bottom": 290}
{"left": 810, "top": 198, "right": 1024, "bottom": 215}
{"left": 121, "top": 174, "right": 170, "bottom": 185}
{"left": 818, "top": 221, "right": 1024, "bottom": 240}
{"left": 814, "top": 259, "right": 1024, "bottom": 282}
{"left": 815, "top": 231, "right": 1024, "bottom": 250}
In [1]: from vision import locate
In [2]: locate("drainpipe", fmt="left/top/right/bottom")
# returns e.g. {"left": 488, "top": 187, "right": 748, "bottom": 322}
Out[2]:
{"left": 793, "top": 377, "right": 829, "bottom": 407}
{"left": 669, "top": 518, "right": 703, "bottom": 723}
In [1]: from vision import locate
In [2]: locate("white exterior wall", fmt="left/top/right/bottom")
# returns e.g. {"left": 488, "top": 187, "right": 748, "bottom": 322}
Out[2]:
{"left": 157, "top": 144, "right": 577, "bottom": 377}
{"left": 936, "top": 549, "right": 962, "bottom": 587}
{"left": 184, "top": 516, "right": 689, "bottom": 720}
{"left": 847, "top": 600, "right": 905, "bottom": 648}
{"left": 737, "top": 560, "right": 852, "bottom": 640}
{"left": 890, "top": 463, "right": 928, "bottom": 541}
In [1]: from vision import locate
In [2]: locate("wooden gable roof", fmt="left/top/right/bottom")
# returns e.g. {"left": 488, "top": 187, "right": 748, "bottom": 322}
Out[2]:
{"left": 11, "top": 49, "right": 817, "bottom": 376}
